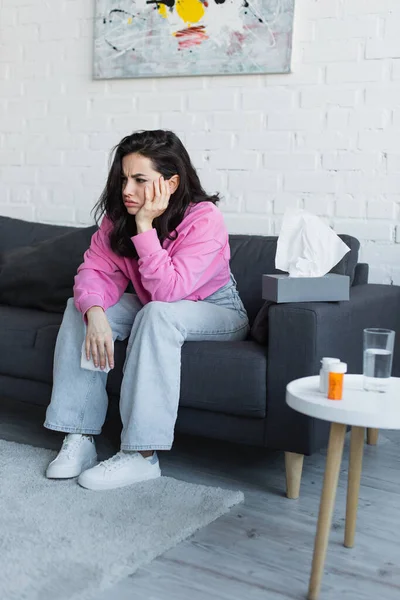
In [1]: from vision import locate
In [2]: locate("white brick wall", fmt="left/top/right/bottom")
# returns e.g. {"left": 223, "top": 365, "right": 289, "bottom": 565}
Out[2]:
{"left": 1, "top": 0, "right": 400, "bottom": 284}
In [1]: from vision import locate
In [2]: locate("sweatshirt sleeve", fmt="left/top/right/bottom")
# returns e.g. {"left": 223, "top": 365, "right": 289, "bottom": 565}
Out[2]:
{"left": 131, "top": 210, "right": 227, "bottom": 302}
{"left": 73, "top": 217, "right": 129, "bottom": 317}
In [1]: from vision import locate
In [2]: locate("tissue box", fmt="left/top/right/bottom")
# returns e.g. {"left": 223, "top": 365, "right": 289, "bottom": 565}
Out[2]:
{"left": 262, "top": 273, "right": 350, "bottom": 303}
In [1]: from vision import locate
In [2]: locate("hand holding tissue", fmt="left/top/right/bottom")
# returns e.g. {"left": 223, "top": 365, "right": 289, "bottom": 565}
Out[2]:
{"left": 262, "top": 209, "right": 352, "bottom": 303}
{"left": 275, "top": 209, "right": 350, "bottom": 277}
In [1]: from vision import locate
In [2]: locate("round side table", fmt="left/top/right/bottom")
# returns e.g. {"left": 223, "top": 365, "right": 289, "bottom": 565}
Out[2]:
{"left": 286, "top": 374, "right": 400, "bottom": 600}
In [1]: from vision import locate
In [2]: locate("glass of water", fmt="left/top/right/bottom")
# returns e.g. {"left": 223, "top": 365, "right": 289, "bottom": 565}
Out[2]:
{"left": 363, "top": 328, "right": 395, "bottom": 392}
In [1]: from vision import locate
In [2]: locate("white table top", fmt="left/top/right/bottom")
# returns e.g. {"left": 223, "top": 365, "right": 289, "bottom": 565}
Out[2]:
{"left": 286, "top": 375, "right": 400, "bottom": 429}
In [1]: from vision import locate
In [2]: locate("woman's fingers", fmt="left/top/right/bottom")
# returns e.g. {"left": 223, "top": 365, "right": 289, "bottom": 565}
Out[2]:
{"left": 85, "top": 311, "right": 113, "bottom": 370}
{"left": 156, "top": 176, "right": 169, "bottom": 207}
{"left": 87, "top": 339, "right": 113, "bottom": 370}
{"left": 154, "top": 177, "right": 162, "bottom": 199}
{"left": 144, "top": 183, "right": 151, "bottom": 204}
{"left": 90, "top": 339, "right": 98, "bottom": 367}
{"left": 139, "top": 177, "right": 169, "bottom": 222}
{"left": 105, "top": 338, "right": 114, "bottom": 370}
{"left": 85, "top": 338, "right": 91, "bottom": 361}
{"left": 97, "top": 340, "right": 107, "bottom": 370}
{"left": 163, "top": 178, "right": 170, "bottom": 204}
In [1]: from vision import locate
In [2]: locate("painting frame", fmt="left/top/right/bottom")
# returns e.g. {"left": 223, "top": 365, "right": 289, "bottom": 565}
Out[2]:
{"left": 93, "top": 0, "right": 295, "bottom": 79}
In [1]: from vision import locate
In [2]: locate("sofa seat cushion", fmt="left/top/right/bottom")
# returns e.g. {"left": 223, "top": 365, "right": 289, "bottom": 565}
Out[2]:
{"left": 107, "top": 340, "right": 267, "bottom": 419}
{"left": 0, "top": 306, "right": 63, "bottom": 384}
{"left": 1, "top": 305, "right": 268, "bottom": 419}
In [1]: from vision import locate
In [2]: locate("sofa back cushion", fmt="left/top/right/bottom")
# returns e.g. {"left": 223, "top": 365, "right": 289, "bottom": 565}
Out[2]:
{"left": 0, "top": 217, "right": 96, "bottom": 313}
{"left": 0, "top": 215, "right": 74, "bottom": 253}
{"left": 0, "top": 217, "right": 360, "bottom": 321}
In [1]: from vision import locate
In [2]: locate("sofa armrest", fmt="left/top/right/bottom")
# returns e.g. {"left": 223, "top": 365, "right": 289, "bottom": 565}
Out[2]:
{"left": 264, "top": 283, "right": 400, "bottom": 455}
{"left": 353, "top": 263, "right": 369, "bottom": 285}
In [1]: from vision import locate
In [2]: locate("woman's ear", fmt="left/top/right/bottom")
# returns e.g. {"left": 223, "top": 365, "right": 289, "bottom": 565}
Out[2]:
{"left": 167, "top": 175, "right": 180, "bottom": 194}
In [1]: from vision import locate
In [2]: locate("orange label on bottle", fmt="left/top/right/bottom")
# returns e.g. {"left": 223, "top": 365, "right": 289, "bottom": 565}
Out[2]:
{"left": 328, "top": 372, "right": 344, "bottom": 400}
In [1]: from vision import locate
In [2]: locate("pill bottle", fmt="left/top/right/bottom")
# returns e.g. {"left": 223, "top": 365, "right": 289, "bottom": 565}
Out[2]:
{"left": 327, "top": 362, "right": 347, "bottom": 400}
{"left": 319, "top": 357, "right": 341, "bottom": 393}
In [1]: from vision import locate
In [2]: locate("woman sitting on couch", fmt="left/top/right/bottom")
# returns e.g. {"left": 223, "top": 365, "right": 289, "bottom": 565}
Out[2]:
{"left": 44, "top": 129, "right": 249, "bottom": 491}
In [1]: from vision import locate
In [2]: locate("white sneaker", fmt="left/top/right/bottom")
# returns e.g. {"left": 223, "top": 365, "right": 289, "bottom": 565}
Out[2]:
{"left": 46, "top": 434, "right": 97, "bottom": 479}
{"left": 78, "top": 450, "right": 161, "bottom": 491}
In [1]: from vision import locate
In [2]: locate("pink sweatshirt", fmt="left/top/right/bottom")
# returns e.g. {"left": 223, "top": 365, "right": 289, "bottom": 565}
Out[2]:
{"left": 73, "top": 201, "right": 231, "bottom": 317}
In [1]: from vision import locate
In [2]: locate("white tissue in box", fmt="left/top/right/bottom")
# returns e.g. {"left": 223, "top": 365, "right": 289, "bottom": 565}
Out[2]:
{"left": 275, "top": 208, "right": 350, "bottom": 277}
{"left": 80, "top": 340, "right": 114, "bottom": 373}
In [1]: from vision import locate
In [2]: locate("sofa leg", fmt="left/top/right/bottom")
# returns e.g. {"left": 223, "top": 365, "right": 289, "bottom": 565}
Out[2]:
{"left": 367, "top": 428, "right": 379, "bottom": 445}
{"left": 285, "top": 452, "right": 304, "bottom": 499}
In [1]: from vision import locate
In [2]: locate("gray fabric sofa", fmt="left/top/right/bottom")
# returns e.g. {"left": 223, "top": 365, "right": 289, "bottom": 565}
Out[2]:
{"left": 1, "top": 215, "right": 399, "bottom": 497}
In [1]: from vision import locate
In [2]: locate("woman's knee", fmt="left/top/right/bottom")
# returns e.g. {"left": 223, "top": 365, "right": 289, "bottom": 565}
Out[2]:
{"left": 139, "top": 301, "right": 180, "bottom": 328}
{"left": 140, "top": 301, "right": 171, "bottom": 319}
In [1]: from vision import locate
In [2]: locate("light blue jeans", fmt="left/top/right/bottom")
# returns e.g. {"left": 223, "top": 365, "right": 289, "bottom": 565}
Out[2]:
{"left": 44, "top": 275, "right": 250, "bottom": 451}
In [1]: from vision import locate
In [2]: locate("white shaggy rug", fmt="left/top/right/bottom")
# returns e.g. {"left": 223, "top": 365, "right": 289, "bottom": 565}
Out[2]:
{"left": 0, "top": 439, "right": 244, "bottom": 600}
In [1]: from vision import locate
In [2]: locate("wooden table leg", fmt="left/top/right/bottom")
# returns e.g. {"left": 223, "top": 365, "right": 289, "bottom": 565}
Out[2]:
{"left": 367, "top": 428, "right": 379, "bottom": 445}
{"left": 285, "top": 452, "right": 304, "bottom": 499}
{"left": 344, "top": 426, "right": 365, "bottom": 548}
{"left": 308, "top": 422, "right": 347, "bottom": 600}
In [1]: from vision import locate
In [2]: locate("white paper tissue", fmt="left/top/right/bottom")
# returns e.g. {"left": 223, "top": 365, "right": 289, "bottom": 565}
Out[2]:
{"left": 275, "top": 208, "right": 350, "bottom": 277}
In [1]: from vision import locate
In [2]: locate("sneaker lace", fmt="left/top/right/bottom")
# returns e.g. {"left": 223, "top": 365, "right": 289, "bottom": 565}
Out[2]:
{"left": 60, "top": 436, "right": 85, "bottom": 459}
{"left": 99, "top": 451, "right": 137, "bottom": 472}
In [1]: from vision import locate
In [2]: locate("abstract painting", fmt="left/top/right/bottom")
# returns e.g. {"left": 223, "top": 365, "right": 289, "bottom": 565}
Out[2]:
{"left": 94, "top": 0, "right": 294, "bottom": 78}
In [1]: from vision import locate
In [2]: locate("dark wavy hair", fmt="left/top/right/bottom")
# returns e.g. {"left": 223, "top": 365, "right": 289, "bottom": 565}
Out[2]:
{"left": 93, "top": 130, "right": 220, "bottom": 258}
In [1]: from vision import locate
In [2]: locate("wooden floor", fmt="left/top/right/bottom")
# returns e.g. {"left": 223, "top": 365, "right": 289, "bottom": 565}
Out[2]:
{"left": 1, "top": 398, "right": 400, "bottom": 600}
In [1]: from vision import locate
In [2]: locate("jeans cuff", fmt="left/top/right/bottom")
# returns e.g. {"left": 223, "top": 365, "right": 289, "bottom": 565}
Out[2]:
{"left": 120, "top": 443, "right": 172, "bottom": 451}
{"left": 44, "top": 422, "right": 101, "bottom": 435}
